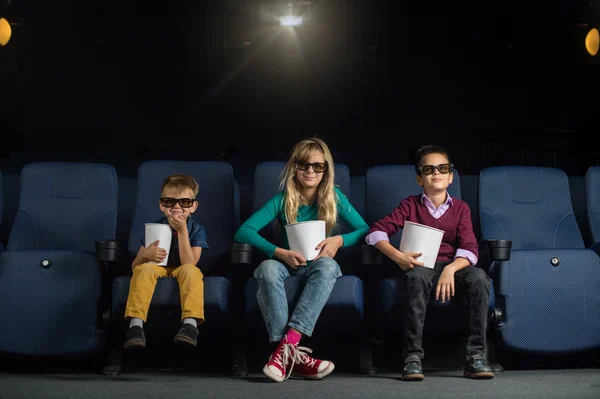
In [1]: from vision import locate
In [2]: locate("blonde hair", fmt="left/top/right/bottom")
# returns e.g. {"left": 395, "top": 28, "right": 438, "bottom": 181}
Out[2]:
{"left": 279, "top": 137, "right": 338, "bottom": 235}
{"left": 161, "top": 174, "right": 199, "bottom": 197}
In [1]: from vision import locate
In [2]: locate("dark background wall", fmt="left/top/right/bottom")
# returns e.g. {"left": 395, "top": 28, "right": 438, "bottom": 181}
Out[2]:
{"left": 1, "top": 0, "right": 599, "bottom": 176}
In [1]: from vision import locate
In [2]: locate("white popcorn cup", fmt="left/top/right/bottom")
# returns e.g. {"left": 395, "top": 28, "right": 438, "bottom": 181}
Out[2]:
{"left": 145, "top": 223, "right": 172, "bottom": 266}
{"left": 285, "top": 220, "right": 326, "bottom": 261}
{"left": 399, "top": 221, "right": 445, "bottom": 269}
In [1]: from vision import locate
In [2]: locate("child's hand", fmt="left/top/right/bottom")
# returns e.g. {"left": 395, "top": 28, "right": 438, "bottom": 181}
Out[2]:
{"left": 143, "top": 240, "right": 167, "bottom": 265}
{"left": 167, "top": 212, "right": 187, "bottom": 234}
{"left": 394, "top": 250, "right": 424, "bottom": 272}
{"left": 313, "top": 236, "right": 343, "bottom": 260}
{"left": 280, "top": 249, "right": 307, "bottom": 269}
{"left": 436, "top": 267, "right": 456, "bottom": 302}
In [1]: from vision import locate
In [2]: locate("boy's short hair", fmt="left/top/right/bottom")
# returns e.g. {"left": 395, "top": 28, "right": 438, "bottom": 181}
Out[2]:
{"left": 161, "top": 174, "right": 199, "bottom": 197}
{"left": 415, "top": 145, "right": 451, "bottom": 174}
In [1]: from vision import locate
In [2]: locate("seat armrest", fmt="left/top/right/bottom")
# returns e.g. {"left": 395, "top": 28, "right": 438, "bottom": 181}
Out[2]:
{"left": 358, "top": 244, "right": 382, "bottom": 266}
{"left": 478, "top": 239, "right": 511, "bottom": 275}
{"left": 231, "top": 242, "right": 253, "bottom": 265}
{"left": 483, "top": 239, "right": 512, "bottom": 261}
{"left": 95, "top": 240, "right": 125, "bottom": 264}
{"left": 95, "top": 240, "right": 126, "bottom": 327}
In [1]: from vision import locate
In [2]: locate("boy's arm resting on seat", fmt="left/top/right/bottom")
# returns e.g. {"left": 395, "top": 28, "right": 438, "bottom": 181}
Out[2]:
{"left": 437, "top": 206, "right": 478, "bottom": 300}
{"left": 437, "top": 203, "right": 479, "bottom": 302}
{"left": 436, "top": 256, "right": 470, "bottom": 302}
{"left": 454, "top": 202, "right": 479, "bottom": 266}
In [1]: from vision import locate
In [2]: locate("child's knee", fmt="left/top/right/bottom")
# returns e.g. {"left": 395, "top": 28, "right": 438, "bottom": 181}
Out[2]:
{"left": 254, "top": 259, "right": 284, "bottom": 281}
{"left": 468, "top": 267, "right": 491, "bottom": 288}
{"left": 405, "top": 266, "right": 431, "bottom": 283}
{"left": 177, "top": 264, "right": 204, "bottom": 278}
{"left": 312, "top": 257, "right": 342, "bottom": 278}
{"left": 134, "top": 262, "right": 162, "bottom": 275}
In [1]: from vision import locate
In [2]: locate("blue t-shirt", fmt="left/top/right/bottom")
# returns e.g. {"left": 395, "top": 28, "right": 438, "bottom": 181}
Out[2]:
{"left": 141, "top": 217, "right": 209, "bottom": 267}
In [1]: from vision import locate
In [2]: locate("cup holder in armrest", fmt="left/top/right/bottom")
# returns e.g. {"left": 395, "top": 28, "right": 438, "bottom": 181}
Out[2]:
{"left": 231, "top": 242, "right": 254, "bottom": 264}
{"left": 95, "top": 240, "right": 125, "bottom": 263}
{"left": 486, "top": 239, "right": 512, "bottom": 261}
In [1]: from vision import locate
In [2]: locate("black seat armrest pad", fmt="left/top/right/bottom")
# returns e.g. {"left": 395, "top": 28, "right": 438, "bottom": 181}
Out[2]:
{"left": 231, "top": 242, "right": 254, "bottom": 264}
{"left": 95, "top": 240, "right": 126, "bottom": 263}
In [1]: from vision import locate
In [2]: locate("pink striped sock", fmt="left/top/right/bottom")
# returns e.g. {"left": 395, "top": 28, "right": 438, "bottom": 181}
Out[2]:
{"left": 285, "top": 328, "right": 302, "bottom": 346}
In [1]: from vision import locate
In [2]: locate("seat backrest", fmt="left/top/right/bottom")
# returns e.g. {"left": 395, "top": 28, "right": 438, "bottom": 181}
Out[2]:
{"left": 350, "top": 175, "right": 365, "bottom": 219}
{"left": 116, "top": 175, "right": 138, "bottom": 244}
{"left": 128, "top": 161, "right": 236, "bottom": 275}
{"left": 8, "top": 162, "right": 118, "bottom": 251}
{"left": 0, "top": 169, "right": 3, "bottom": 228}
{"left": 479, "top": 166, "right": 584, "bottom": 250}
{"left": 365, "top": 165, "right": 461, "bottom": 248}
{"left": 569, "top": 175, "right": 591, "bottom": 246}
{"left": 0, "top": 169, "right": 3, "bottom": 251}
{"left": 0, "top": 171, "right": 19, "bottom": 247}
{"left": 585, "top": 166, "right": 600, "bottom": 245}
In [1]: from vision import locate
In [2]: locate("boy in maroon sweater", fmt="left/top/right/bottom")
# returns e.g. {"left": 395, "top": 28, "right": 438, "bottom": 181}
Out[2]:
{"left": 365, "top": 145, "right": 494, "bottom": 381}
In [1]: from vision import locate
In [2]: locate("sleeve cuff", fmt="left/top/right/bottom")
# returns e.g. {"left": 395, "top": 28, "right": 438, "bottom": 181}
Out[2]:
{"left": 365, "top": 231, "right": 390, "bottom": 246}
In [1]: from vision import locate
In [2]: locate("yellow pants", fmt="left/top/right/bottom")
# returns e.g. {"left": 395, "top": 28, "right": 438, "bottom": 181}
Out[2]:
{"left": 124, "top": 263, "right": 205, "bottom": 323}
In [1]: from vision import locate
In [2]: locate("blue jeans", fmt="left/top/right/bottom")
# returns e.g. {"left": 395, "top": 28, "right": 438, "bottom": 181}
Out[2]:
{"left": 253, "top": 257, "right": 342, "bottom": 343}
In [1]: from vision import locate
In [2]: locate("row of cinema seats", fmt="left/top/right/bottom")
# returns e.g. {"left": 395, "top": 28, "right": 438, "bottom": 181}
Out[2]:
{"left": 0, "top": 161, "right": 599, "bottom": 376}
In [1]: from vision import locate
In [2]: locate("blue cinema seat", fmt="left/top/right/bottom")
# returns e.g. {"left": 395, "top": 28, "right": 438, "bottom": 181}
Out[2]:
{"left": 0, "top": 162, "right": 118, "bottom": 360}
{"left": 480, "top": 166, "right": 600, "bottom": 361}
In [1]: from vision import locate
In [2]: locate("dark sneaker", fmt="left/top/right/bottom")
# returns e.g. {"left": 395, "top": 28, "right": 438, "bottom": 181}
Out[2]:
{"left": 123, "top": 326, "right": 146, "bottom": 350}
{"left": 292, "top": 346, "right": 335, "bottom": 380}
{"left": 464, "top": 358, "right": 495, "bottom": 379}
{"left": 173, "top": 324, "right": 199, "bottom": 347}
{"left": 401, "top": 361, "right": 424, "bottom": 381}
{"left": 263, "top": 336, "right": 297, "bottom": 383}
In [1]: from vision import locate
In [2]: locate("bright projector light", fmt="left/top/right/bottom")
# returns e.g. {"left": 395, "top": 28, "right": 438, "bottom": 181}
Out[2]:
{"left": 280, "top": 16, "right": 302, "bottom": 26}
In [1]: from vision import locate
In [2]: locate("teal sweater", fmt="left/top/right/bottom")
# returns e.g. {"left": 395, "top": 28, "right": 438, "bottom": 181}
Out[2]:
{"left": 234, "top": 187, "right": 369, "bottom": 258}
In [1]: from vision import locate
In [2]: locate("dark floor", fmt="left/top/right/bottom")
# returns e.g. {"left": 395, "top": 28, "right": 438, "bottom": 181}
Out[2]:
{"left": 2, "top": 332, "right": 599, "bottom": 399}
{"left": 1, "top": 367, "right": 599, "bottom": 399}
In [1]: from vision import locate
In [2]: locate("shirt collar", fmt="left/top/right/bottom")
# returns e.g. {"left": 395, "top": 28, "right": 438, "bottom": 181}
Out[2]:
{"left": 420, "top": 192, "right": 453, "bottom": 207}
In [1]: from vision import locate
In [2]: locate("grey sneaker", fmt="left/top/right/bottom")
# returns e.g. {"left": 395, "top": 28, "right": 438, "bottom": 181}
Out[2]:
{"left": 123, "top": 326, "right": 146, "bottom": 350}
{"left": 464, "top": 357, "right": 495, "bottom": 379}
{"left": 401, "top": 361, "right": 424, "bottom": 381}
{"left": 173, "top": 324, "right": 199, "bottom": 347}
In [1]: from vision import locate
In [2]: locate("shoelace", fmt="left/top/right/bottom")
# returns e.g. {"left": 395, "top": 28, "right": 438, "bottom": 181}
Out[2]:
{"left": 271, "top": 342, "right": 297, "bottom": 380}
{"left": 294, "top": 346, "right": 318, "bottom": 368}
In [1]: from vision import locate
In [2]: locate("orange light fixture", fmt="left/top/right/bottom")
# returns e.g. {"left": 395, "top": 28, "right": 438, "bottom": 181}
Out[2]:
{"left": 0, "top": 17, "right": 11, "bottom": 46}
{"left": 585, "top": 28, "right": 599, "bottom": 56}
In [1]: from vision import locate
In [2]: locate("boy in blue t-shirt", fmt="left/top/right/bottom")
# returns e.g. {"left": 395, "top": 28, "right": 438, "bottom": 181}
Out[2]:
{"left": 123, "top": 174, "right": 209, "bottom": 350}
